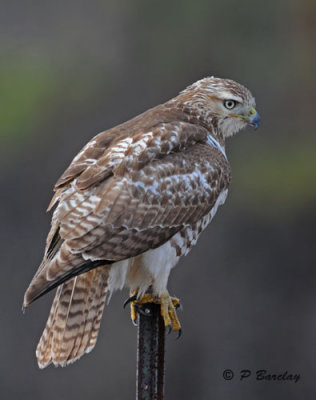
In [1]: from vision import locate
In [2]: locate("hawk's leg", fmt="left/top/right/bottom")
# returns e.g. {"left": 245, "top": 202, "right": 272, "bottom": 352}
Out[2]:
{"left": 125, "top": 290, "right": 181, "bottom": 333}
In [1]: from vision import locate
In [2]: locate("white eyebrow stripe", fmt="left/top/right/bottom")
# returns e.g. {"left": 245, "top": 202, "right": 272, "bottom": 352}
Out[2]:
{"left": 216, "top": 91, "right": 243, "bottom": 103}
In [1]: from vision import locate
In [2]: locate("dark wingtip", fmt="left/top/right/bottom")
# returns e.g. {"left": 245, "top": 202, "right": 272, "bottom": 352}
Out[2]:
{"left": 23, "top": 259, "right": 113, "bottom": 309}
{"left": 23, "top": 287, "right": 36, "bottom": 309}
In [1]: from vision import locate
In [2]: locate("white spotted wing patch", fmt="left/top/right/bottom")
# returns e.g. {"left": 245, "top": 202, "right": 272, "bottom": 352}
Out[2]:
{"left": 26, "top": 115, "right": 230, "bottom": 307}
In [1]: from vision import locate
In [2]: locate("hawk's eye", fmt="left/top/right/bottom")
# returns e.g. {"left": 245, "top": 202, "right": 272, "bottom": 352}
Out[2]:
{"left": 223, "top": 100, "right": 237, "bottom": 109}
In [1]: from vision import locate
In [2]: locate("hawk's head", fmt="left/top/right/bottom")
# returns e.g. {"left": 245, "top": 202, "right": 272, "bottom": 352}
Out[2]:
{"left": 178, "top": 77, "right": 260, "bottom": 138}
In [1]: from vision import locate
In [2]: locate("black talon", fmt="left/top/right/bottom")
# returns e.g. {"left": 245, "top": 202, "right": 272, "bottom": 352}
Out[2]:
{"left": 167, "top": 324, "right": 172, "bottom": 334}
{"left": 123, "top": 294, "right": 137, "bottom": 309}
{"left": 176, "top": 329, "right": 182, "bottom": 339}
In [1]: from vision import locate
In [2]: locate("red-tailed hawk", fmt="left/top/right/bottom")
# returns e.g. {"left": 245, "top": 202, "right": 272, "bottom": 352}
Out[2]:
{"left": 24, "top": 77, "right": 260, "bottom": 368}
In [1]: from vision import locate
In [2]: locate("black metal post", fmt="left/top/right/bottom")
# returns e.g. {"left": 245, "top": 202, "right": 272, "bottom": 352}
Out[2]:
{"left": 136, "top": 303, "right": 165, "bottom": 400}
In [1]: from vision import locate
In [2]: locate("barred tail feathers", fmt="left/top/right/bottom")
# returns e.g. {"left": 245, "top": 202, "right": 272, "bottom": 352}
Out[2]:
{"left": 36, "top": 266, "right": 110, "bottom": 368}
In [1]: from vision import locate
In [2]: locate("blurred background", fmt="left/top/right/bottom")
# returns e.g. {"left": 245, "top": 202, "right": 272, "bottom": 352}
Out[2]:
{"left": 1, "top": 1, "right": 315, "bottom": 399}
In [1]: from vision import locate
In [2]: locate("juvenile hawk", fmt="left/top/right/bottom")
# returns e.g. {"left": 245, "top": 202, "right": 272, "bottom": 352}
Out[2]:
{"left": 24, "top": 77, "right": 260, "bottom": 368}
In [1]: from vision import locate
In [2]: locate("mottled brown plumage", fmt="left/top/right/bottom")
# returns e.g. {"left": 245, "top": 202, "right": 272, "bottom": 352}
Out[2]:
{"left": 24, "top": 77, "right": 259, "bottom": 368}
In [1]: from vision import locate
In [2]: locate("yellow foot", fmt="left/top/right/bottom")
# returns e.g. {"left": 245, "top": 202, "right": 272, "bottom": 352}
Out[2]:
{"left": 125, "top": 291, "right": 181, "bottom": 333}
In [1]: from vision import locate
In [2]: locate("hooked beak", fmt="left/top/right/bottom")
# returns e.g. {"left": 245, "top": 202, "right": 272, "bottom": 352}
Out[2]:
{"left": 247, "top": 107, "right": 260, "bottom": 130}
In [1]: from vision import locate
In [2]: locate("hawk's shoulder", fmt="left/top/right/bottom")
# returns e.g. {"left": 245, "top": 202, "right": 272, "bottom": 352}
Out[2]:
{"left": 49, "top": 104, "right": 214, "bottom": 206}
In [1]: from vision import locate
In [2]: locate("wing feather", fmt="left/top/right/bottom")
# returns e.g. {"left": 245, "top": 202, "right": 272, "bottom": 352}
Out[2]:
{"left": 24, "top": 118, "right": 230, "bottom": 307}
